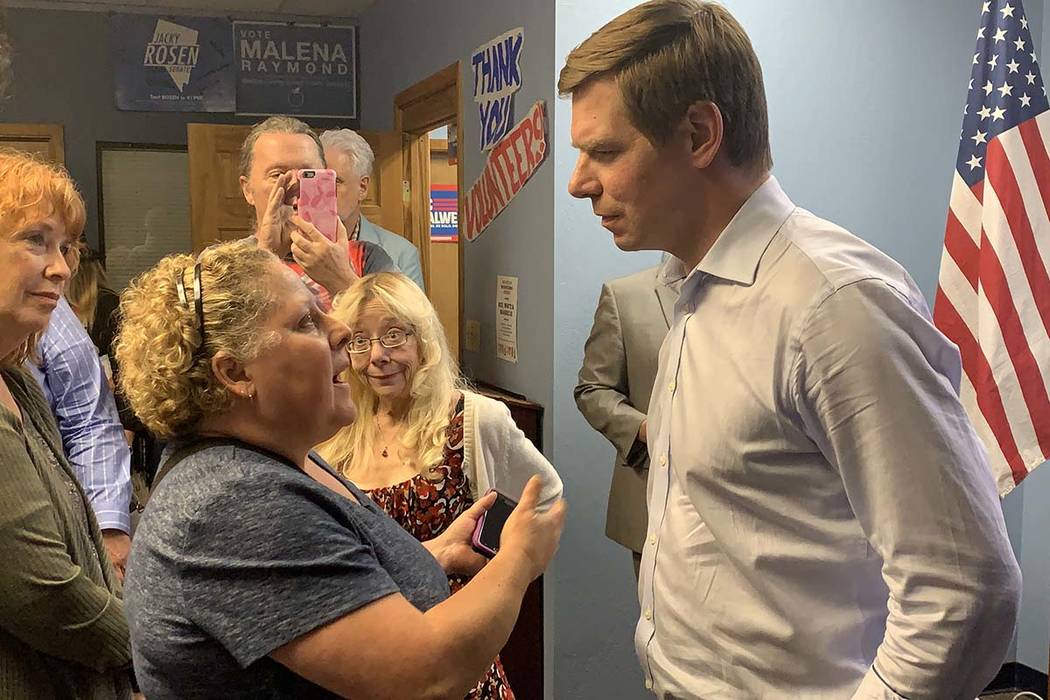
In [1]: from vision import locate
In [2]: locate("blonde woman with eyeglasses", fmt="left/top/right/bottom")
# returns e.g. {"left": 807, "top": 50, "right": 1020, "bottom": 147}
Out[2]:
{"left": 317, "top": 271, "right": 563, "bottom": 700}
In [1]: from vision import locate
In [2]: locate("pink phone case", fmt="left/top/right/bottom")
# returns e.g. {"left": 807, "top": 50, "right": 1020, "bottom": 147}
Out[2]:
{"left": 471, "top": 489, "right": 517, "bottom": 559}
{"left": 297, "top": 169, "right": 339, "bottom": 241}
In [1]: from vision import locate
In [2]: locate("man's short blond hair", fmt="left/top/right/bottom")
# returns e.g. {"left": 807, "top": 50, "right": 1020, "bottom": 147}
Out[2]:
{"left": 559, "top": 0, "right": 771, "bottom": 171}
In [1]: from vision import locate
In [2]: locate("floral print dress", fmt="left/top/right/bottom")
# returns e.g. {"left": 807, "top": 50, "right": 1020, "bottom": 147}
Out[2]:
{"left": 363, "top": 398, "right": 515, "bottom": 700}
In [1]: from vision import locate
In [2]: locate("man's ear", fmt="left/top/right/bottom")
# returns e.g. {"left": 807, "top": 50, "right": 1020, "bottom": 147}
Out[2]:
{"left": 211, "top": 350, "right": 254, "bottom": 400}
{"left": 685, "top": 101, "right": 724, "bottom": 170}
{"left": 240, "top": 175, "right": 255, "bottom": 208}
{"left": 358, "top": 175, "right": 371, "bottom": 199}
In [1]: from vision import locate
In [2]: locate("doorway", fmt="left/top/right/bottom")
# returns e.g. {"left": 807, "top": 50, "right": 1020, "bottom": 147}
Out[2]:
{"left": 393, "top": 63, "right": 463, "bottom": 361}
{"left": 427, "top": 123, "right": 460, "bottom": 359}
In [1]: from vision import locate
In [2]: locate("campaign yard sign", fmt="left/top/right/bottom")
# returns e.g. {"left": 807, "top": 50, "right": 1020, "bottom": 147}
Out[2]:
{"left": 234, "top": 21, "right": 358, "bottom": 118}
{"left": 430, "top": 184, "right": 459, "bottom": 241}
{"left": 111, "top": 14, "right": 235, "bottom": 112}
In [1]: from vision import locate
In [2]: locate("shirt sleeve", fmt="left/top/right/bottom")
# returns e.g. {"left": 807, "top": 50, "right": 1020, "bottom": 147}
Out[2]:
{"left": 792, "top": 279, "right": 1021, "bottom": 699}
{"left": 176, "top": 469, "right": 401, "bottom": 668}
{"left": 396, "top": 244, "right": 425, "bottom": 290}
{"left": 361, "top": 241, "right": 398, "bottom": 274}
{"left": 574, "top": 283, "right": 648, "bottom": 468}
{"left": 36, "top": 300, "right": 132, "bottom": 533}
{"left": 483, "top": 399, "right": 563, "bottom": 510}
{"left": 0, "top": 420, "right": 130, "bottom": 671}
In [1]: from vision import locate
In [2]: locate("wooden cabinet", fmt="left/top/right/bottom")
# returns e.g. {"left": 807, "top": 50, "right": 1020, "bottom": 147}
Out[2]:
{"left": 475, "top": 382, "right": 545, "bottom": 700}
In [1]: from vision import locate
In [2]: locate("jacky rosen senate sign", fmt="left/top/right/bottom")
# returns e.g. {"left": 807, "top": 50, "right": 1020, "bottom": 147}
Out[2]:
{"left": 463, "top": 100, "right": 548, "bottom": 241}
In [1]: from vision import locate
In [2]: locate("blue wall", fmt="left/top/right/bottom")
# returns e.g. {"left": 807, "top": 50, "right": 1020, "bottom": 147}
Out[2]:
{"left": 359, "top": 0, "right": 557, "bottom": 459}
{"left": 358, "top": 0, "right": 559, "bottom": 694}
{"left": 552, "top": 0, "right": 1050, "bottom": 695}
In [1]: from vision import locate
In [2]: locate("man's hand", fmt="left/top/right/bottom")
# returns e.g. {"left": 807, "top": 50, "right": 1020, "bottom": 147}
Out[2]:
{"left": 255, "top": 170, "right": 296, "bottom": 255}
{"left": 102, "top": 529, "right": 131, "bottom": 582}
{"left": 423, "top": 491, "right": 496, "bottom": 576}
{"left": 638, "top": 419, "right": 648, "bottom": 444}
{"left": 289, "top": 215, "right": 357, "bottom": 294}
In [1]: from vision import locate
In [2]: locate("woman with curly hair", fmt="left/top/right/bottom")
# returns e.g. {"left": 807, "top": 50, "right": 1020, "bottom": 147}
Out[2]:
{"left": 116, "top": 242, "right": 565, "bottom": 699}
{"left": 316, "top": 272, "right": 563, "bottom": 700}
{"left": 0, "top": 150, "right": 132, "bottom": 698}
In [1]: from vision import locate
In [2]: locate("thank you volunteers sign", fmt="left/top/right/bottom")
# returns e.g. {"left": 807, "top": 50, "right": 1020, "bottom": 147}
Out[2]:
{"left": 472, "top": 27, "right": 524, "bottom": 152}
{"left": 463, "top": 100, "right": 548, "bottom": 241}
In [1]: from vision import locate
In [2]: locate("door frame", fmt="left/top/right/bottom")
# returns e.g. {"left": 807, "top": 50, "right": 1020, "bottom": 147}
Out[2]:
{"left": 0, "top": 123, "right": 64, "bottom": 163}
{"left": 393, "top": 62, "right": 463, "bottom": 349}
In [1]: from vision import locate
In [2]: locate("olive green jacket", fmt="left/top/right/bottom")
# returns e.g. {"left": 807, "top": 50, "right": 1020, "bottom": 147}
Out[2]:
{"left": 0, "top": 368, "right": 131, "bottom": 699}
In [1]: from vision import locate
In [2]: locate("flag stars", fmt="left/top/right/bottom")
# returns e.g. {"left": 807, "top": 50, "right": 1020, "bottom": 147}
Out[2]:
{"left": 998, "top": 81, "right": 1014, "bottom": 97}
{"left": 967, "top": 154, "right": 983, "bottom": 171}
{"left": 1001, "top": 3, "right": 1015, "bottom": 18}
{"left": 993, "top": 27, "right": 1008, "bottom": 43}
{"left": 971, "top": 129, "right": 988, "bottom": 145}
{"left": 1007, "top": 59, "right": 1020, "bottom": 73}
{"left": 992, "top": 105, "right": 1007, "bottom": 120}
{"left": 978, "top": 104, "right": 992, "bottom": 120}
{"left": 1015, "top": 37, "right": 1026, "bottom": 51}
{"left": 982, "top": 1, "right": 990, "bottom": 12}
{"left": 988, "top": 54, "right": 999, "bottom": 70}
{"left": 1020, "top": 92, "right": 1033, "bottom": 107}
{"left": 978, "top": 26, "right": 987, "bottom": 40}
{"left": 1032, "top": 51, "right": 1039, "bottom": 63}
{"left": 1026, "top": 70, "right": 1037, "bottom": 84}
{"left": 1021, "top": 16, "right": 1029, "bottom": 29}
{"left": 984, "top": 80, "right": 994, "bottom": 95}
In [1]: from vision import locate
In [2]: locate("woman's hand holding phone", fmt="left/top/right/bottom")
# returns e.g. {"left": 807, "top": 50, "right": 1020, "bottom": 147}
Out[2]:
{"left": 497, "top": 476, "right": 567, "bottom": 584}
{"left": 423, "top": 491, "right": 497, "bottom": 576}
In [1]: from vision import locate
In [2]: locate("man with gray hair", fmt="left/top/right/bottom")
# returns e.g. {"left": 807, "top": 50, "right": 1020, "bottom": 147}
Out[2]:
{"left": 239, "top": 116, "right": 396, "bottom": 311}
{"left": 320, "top": 129, "right": 424, "bottom": 289}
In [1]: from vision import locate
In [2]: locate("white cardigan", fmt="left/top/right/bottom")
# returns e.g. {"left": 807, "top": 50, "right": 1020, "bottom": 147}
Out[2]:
{"left": 461, "top": 391, "right": 562, "bottom": 509}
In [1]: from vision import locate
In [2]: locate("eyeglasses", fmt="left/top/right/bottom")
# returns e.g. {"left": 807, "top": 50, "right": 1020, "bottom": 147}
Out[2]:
{"left": 348, "top": 328, "right": 414, "bottom": 354}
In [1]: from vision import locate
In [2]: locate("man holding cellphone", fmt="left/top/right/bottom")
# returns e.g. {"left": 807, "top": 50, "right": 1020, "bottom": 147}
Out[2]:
{"left": 562, "top": 2, "right": 1019, "bottom": 698}
{"left": 320, "top": 129, "right": 425, "bottom": 290}
{"left": 238, "top": 116, "right": 396, "bottom": 310}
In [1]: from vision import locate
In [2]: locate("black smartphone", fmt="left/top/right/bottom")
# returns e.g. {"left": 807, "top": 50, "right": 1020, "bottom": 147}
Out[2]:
{"left": 471, "top": 489, "right": 518, "bottom": 558}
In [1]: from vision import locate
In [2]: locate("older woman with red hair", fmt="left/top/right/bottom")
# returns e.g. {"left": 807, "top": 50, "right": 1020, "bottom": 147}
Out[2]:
{"left": 0, "top": 150, "right": 131, "bottom": 698}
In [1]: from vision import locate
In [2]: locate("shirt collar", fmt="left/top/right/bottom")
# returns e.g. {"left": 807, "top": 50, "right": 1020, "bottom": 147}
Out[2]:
{"left": 659, "top": 175, "right": 796, "bottom": 287}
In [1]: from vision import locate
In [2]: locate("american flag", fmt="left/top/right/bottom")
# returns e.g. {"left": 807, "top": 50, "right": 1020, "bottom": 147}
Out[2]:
{"left": 935, "top": 0, "right": 1050, "bottom": 495}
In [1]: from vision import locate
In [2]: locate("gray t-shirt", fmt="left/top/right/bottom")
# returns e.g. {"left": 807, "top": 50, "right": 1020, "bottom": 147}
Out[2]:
{"left": 124, "top": 440, "right": 450, "bottom": 699}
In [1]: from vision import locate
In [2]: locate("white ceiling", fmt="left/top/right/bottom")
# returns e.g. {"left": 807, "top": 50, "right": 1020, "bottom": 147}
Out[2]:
{"left": 5, "top": 0, "right": 375, "bottom": 19}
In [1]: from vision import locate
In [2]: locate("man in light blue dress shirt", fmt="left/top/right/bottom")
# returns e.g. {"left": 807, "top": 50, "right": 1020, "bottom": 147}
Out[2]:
{"left": 28, "top": 296, "right": 133, "bottom": 580}
{"left": 320, "top": 128, "right": 425, "bottom": 289}
{"left": 561, "top": 2, "right": 1020, "bottom": 699}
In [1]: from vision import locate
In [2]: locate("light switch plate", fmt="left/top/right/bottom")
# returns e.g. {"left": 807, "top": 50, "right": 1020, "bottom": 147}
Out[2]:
{"left": 464, "top": 319, "right": 481, "bottom": 352}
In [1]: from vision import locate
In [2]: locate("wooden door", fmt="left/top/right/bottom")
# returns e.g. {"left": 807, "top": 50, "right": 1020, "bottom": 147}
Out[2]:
{"left": 359, "top": 131, "right": 405, "bottom": 236}
{"left": 0, "top": 123, "right": 64, "bottom": 163}
{"left": 188, "top": 123, "right": 404, "bottom": 254}
{"left": 187, "top": 123, "right": 253, "bottom": 253}
{"left": 429, "top": 137, "right": 460, "bottom": 360}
